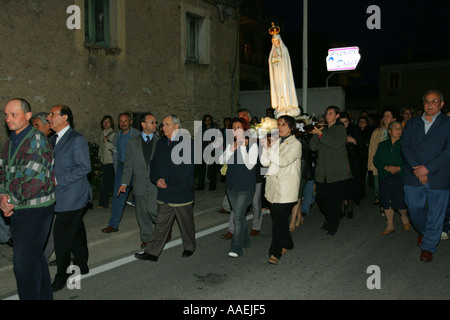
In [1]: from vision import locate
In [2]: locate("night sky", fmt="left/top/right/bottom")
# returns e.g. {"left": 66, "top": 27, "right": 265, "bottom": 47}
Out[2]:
{"left": 265, "top": 0, "right": 450, "bottom": 85}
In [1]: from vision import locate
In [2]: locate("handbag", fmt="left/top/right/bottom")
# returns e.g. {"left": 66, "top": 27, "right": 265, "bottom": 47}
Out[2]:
{"left": 220, "top": 164, "right": 228, "bottom": 176}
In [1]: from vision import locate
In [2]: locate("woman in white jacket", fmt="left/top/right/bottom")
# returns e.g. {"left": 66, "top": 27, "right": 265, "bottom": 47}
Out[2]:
{"left": 261, "top": 115, "right": 302, "bottom": 264}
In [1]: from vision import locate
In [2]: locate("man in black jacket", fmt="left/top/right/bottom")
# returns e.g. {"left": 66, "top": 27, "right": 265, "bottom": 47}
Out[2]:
{"left": 135, "top": 114, "right": 195, "bottom": 261}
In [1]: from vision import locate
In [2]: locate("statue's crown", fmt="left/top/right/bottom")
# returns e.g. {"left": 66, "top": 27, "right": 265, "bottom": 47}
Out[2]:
{"left": 269, "top": 22, "right": 280, "bottom": 36}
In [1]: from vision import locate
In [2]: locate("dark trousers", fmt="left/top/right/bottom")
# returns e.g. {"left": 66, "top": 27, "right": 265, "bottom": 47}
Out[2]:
{"left": 269, "top": 202, "right": 296, "bottom": 259}
{"left": 197, "top": 162, "right": 217, "bottom": 190}
{"left": 99, "top": 163, "right": 115, "bottom": 208}
{"left": 10, "top": 205, "right": 54, "bottom": 300}
{"left": 53, "top": 208, "right": 89, "bottom": 284}
{"left": 355, "top": 159, "right": 368, "bottom": 200}
{"left": 145, "top": 202, "right": 196, "bottom": 257}
{"left": 316, "top": 180, "right": 347, "bottom": 233}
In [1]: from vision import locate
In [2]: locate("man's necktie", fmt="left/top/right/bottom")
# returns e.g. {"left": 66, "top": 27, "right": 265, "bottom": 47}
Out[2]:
{"left": 168, "top": 139, "right": 171, "bottom": 146}
{"left": 51, "top": 134, "right": 58, "bottom": 148}
{"left": 146, "top": 135, "right": 150, "bottom": 143}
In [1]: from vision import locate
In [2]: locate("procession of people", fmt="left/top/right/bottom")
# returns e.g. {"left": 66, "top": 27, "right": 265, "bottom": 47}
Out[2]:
{"left": 0, "top": 21, "right": 448, "bottom": 300}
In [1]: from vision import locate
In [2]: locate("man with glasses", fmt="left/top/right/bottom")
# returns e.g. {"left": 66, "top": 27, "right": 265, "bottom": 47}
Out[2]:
{"left": 102, "top": 112, "right": 140, "bottom": 233}
{"left": 135, "top": 114, "right": 196, "bottom": 261}
{"left": 401, "top": 89, "right": 450, "bottom": 262}
{"left": 117, "top": 113, "right": 160, "bottom": 249}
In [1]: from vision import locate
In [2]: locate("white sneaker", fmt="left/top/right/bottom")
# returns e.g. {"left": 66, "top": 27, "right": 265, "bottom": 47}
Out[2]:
{"left": 126, "top": 201, "right": 135, "bottom": 207}
{"left": 228, "top": 252, "right": 238, "bottom": 258}
{"left": 441, "top": 232, "right": 449, "bottom": 240}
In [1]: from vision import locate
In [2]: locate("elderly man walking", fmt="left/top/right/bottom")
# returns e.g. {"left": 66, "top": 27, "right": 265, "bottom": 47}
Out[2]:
{"left": 401, "top": 89, "right": 450, "bottom": 262}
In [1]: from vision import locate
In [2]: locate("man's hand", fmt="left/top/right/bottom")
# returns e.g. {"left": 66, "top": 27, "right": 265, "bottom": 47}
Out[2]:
{"left": 413, "top": 165, "right": 429, "bottom": 179}
{"left": 385, "top": 165, "right": 401, "bottom": 175}
{"left": 0, "top": 194, "right": 15, "bottom": 217}
{"left": 419, "top": 175, "right": 428, "bottom": 185}
{"left": 156, "top": 178, "right": 167, "bottom": 189}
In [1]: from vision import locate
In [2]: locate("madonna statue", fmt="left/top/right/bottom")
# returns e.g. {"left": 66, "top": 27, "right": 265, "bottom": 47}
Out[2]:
{"left": 268, "top": 23, "right": 301, "bottom": 118}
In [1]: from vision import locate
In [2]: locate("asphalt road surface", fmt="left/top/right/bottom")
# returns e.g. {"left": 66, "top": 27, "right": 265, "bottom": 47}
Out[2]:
{"left": 2, "top": 183, "right": 449, "bottom": 308}
{"left": 49, "top": 202, "right": 450, "bottom": 300}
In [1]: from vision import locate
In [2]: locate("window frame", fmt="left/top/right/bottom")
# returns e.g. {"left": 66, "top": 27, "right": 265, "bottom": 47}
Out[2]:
{"left": 84, "top": 0, "right": 110, "bottom": 48}
{"left": 186, "top": 13, "right": 200, "bottom": 64}
{"left": 181, "top": 4, "right": 210, "bottom": 66}
{"left": 388, "top": 71, "right": 400, "bottom": 90}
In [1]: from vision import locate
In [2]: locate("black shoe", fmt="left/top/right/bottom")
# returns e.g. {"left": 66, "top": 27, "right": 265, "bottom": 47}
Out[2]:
{"left": 1, "top": 238, "right": 13, "bottom": 247}
{"left": 341, "top": 205, "right": 348, "bottom": 218}
{"left": 135, "top": 252, "right": 158, "bottom": 261}
{"left": 327, "top": 231, "right": 336, "bottom": 236}
{"left": 79, "top": 266, "right": 89, "bottom": 275}
{"left": 51, "top": 279, "right": 67, "bottom": 292}
{"left": 182, "top": 250, "right": 194, "bottom": 257}
{"left": 321, "top": 223, "right": 328, "bottom": 231}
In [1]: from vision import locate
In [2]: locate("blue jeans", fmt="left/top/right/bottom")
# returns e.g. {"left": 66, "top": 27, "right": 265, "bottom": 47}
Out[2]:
{"left": 227, "top": 189, "right": 253, "bottom": 256}
{"left": 404, "top": 183, "right": 449, "bottom": 254}
{"left": 301, "top": 179, "right": 315, "bottom": 215}
{"left": 442, "top": 198, "right": 450, "bottom": 233}
{"left": 108, "top": 164, "right": 132, "bottom": 229}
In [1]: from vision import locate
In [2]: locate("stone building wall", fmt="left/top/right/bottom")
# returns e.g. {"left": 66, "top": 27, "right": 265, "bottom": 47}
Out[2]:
{"left": 0, "top": 0, "right": 239, "bottom": 143}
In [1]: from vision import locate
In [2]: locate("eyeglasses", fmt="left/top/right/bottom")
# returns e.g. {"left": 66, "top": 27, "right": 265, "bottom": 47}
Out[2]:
{"left": 143, "top": 121, "right": 158, "bottom": 124}
{"left": 423, "top": 99, "right": 441, "bottom": 105}
{"left": 48, "top": 112, "right": 61, "bottom": 117}
{"left": 163, "top": 123, "right": 174, "bottom": 127}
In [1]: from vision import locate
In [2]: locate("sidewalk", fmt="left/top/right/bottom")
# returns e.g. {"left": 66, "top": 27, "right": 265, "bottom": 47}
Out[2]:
{"left": 0, "top": 179, "right": 231, "bottom": 298}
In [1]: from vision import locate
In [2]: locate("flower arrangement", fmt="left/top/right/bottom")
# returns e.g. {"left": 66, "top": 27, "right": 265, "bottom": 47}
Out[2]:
{"left": 255, "top": 117, "right": 278, "bottom": 131}
{"left": 294, "top": 114, "right": 325, "bottom": 134}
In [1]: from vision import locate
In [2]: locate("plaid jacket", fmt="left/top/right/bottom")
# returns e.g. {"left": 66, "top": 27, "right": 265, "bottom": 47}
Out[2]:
{"left": 0, "top": 127, "right": 55, "bottom": 209}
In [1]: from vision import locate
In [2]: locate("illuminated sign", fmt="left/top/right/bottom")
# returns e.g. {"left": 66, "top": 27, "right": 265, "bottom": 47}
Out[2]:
{"left": 326, "top": 47, "right": 361, "bottom": 71}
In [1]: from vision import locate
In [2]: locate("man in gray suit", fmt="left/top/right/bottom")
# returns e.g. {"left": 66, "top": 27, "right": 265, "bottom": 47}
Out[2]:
{"left": 46, "top": 105, "right": 92, "bottom": 292}
{"left": 118, "top": 113, "right": 159, "bottom": 248}
{"left": 102, "top": 113, "right": 140, "bottom": 233}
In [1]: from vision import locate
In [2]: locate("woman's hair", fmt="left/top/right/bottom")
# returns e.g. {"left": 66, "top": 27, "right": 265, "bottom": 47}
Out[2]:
{"left": 388, "top": 120, "right": 402, "bottom": 131}
{"left": 101, "top": 115, "right": 114, "bottom": 130}
{"left": 339, "top": 111, "right": 351, "bottom": 121}
{"left": 382, "top": 106, "right": 399, "bottom": 121}
{"left": 358, "top": 116, "right": 369, "bottom": 124}
{"left": 325, "top": 105, "right": 340, "bottom": 115}
{"left": 229, "top": 117, "right": 250, "bottom": 131}
{"left": 401, "top": 107, "right": 414, "bottom": 116}
{"left": 277, "top": 115, "right": 296, "bottom": 133}
{"left": 202, "top": 114, "right": 213, "bottom": 126}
